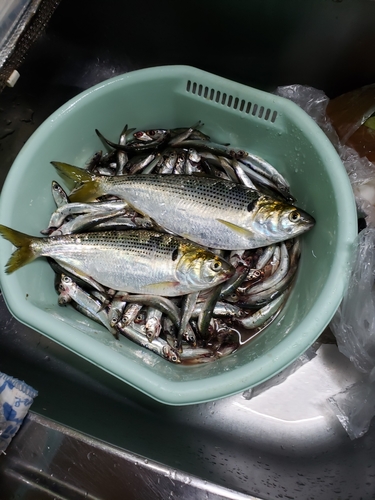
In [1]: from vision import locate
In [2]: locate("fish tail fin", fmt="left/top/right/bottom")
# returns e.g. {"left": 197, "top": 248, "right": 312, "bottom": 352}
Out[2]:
{"left": 0, "top": 225, "right": 38, "bottom": 273}
{"left": 51, "top": 161, "right": 103, "bottom": 202}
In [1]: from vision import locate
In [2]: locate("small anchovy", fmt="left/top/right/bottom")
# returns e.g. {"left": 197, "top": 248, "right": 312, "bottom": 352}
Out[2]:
{"left": 48, "top": 208, "right": 128, "bottom": 236}
{"left": 168, "top": 121, "right": 203, "bottom": 146}
{"left": 234, "top": 269, "right": 265, "bottom": 295}
{"left": 117, "top": 321, "right": 181, "bottom": 363}
{"left": 237, "top": 240, "right": 300, "bottom": 308}
{"left": 159, "top": 150, "right": 177, "bottom": 174}
{"left": 170, "top": 138, "right": 230, "bottom": 157}
{"left": 269, "top": 245, "right": 281, "bottom": 275}
{"left": 234, "top": 291, "right": 288, "bottom": 329}
{"left": 197, "top": 284, "right": 223, "bottom": 339}
{"left": 89, "top": 215, "right": 153, "bottom": 232}
{"left": 117, "top": 291, "right": 196, "bottom": 346}
{"left": 58, "top": 274, "right": 117, "bottom": 337}
{"left": 96, "top": 128, "right": 167, "bottom": 152}
{"left": 219, "top": 265, "right": 250, "bottom": 299}
{"left": 140, "top": 154, "right": 162, "bottom": 175}
{"left": 179, "top": 346, "right": 215, "bottom": 363}
{"left": 51, "top": 181, "right": 69, "bottom": 207}
{"left": 108, "top": 292, "right": 127, "bottom": 327}
{"left": 238, "top": 152, "right": 291, "bottom": 197}
{"left": 231, "top": 159, "right": 257, "bottom": 189}
{"left": 133, "top": 128, "right": 169, "bottom": 143}
{"left": 173, "top": 151, "right": 186, "bottom": 175}
{"left": 255, "top": 244, "right": 276, "bottom": 270}
{"left": 192, "top": 301, "right": 243, "bottom": 318}
{"left": 128, "top": 154, "right": 156, "bottom": 175}
{"left": 246, "top": 242, "right": 289, "bottom": 295}
{"left": 235, "top": 160, "right": 290, "bottom": 201}
{"left": 177, "top": 291, "right": 199, "bottom": 349}
{"left": 42, "top": 200, "right": 129, "bottom": 234}
{"left": 113, "top": 292, "right": 181, "bottom": 327}
{"left": 188, "top": 148, "right": 200, "bottom": 164}
{"left": 162, "top": 316, "right": 176, "bottom": 337}
{"left": 199, "top": 152, "right": 238, "bottom": 183}
{"left": 145, "top": 307, "right": 163, "bottom": 342}
{"left": 116, "top": 124, "right": 130, "bottom": 175}
{"left": 122, "top": 303, "right": 143, "bottom": 326}
{"left": 170, "top": 126, "right": 210, "bottom": 142}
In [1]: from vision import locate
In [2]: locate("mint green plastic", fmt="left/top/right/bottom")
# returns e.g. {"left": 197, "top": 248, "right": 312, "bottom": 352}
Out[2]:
{"left": 0, "top": 66, "right": 357, "bottom": 405}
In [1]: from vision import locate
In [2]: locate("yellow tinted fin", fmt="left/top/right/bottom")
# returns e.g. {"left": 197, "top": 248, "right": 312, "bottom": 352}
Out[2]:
{"left": 0, "top": 225, "right": 38, "bottom": 273}
{"left": 51, "top": 162, "right": 94, "bottom": 185}
{"left": 51, "top": 162, "right": 103, "bottom": 202}
{"left": 140, "top": 281, "right": 180, "bottom": 295}
{"left": 216, "top": 219, "right": 255, "bottom": 239}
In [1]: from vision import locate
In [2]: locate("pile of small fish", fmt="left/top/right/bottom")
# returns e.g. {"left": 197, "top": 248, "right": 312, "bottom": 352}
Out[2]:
{"left": 0, "top": 122, "right": 315, "bottom": 364}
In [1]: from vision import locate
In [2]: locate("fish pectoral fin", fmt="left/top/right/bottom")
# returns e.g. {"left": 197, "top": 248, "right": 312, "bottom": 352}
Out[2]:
{"left": 216, "top": 219, "right": 255, "bottom": 239}
{"left": 140, "top": 281, "right": 180, "bottom": 295}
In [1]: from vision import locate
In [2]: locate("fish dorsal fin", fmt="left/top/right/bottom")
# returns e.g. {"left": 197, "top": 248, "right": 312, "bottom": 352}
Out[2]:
{"left": 51, "top": 162, "right": 95, "bottom": 184}
{"left": 216, "top": 219, "right": 255, "bottom": 240}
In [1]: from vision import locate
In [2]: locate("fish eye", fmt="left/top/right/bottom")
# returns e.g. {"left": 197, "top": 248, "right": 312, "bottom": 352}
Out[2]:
{"left": 210, "top": 260, "right": 222, "bottom": 271}
{"left": 289, "top": 210, "right": 300, "bottom": 222}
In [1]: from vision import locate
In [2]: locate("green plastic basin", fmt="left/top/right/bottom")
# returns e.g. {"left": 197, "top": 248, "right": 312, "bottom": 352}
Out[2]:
{"left": 0, "top": 65, "right": 357, "bottom": 405}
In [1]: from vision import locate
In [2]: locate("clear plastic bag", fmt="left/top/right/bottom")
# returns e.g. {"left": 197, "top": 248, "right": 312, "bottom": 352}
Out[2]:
{"left": 327, "top": 375, "right": 375, "bottom": 440}
{"left": 276, "top": 84, "right": 375, "bottom": 439}
{"left": 330, "top": 228, "right": 375, "bottom": 374}
{"left": 275, "top": 84, "right": 375, "bottom": 227}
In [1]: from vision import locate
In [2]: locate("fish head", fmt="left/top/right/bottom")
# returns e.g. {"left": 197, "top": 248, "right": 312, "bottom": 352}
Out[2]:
{"left": 176, "top": 244, "right": 234, "bottom": 290}
{"left": 251, "top": 197, "right": 315, "bottom": 242}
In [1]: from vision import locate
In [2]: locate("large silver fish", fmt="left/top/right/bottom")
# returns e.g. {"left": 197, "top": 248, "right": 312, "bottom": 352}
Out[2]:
{"left": 52, "top": 163, "right": 315, "bottom": 250}
{"left": 0, "top": 226, "right": 234, "bottom": 296}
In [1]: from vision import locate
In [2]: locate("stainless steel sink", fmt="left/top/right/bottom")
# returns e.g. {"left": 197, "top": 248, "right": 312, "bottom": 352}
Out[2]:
{"left": 1, "top": 1, "right": 375, "bottom": 498}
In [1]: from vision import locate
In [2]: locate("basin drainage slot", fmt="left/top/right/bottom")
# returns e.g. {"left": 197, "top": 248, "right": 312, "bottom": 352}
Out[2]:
{"left": 186, "top": 79, "right": 278, "bottom": 123}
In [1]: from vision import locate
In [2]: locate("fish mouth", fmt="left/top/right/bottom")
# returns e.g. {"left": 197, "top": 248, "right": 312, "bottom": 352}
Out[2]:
{"left": 299, "top": 209, "right": 316, "bottom": 228}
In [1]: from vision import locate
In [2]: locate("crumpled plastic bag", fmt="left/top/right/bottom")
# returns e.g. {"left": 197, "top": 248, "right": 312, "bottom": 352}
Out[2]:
{"left": 327, "top": 373, "right": 375, "bottom": 440}
{"left": 275, "top": 84, "right": 375, "bottom": 440}
{"left": 276, "top": 84, "right": 375, "bottom": 226}
{"left": 0, "top": 372, "right": 38, "bottom": 454}
{"left": 329, "top": 228, "right": 375, "bottom": 374}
